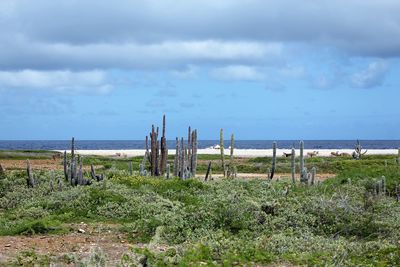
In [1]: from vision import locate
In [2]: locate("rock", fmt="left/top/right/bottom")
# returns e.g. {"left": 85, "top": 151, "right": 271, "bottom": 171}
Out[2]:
{"left": 78, "top": 228, "right": 85, "bottom": 233}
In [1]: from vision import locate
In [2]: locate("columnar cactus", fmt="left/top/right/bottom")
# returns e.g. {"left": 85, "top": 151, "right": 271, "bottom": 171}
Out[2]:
{"left": 299, "top": 140, "right": 306, "bottom": 182}
{"left": 291, "top": 147, "right": 295, "bottom": 183}
{"left": 268, "top": 142, "right": 277, "bottom": 179}
{"left": 220, "top": 129, "right": 226, "bottom": 177}
{"left": 381, "top": 176, "right": 386, "bottom": 194}
{"left": 397, "top": 149, "right": 400, "bottom": 164}
{"left": 173, "top": 126, "right": 198, "bottom": 179}
{"left": 0, "top": 163, "right": 5, "bottom": 179}
{"left": 228, "top": 133, "right": 235, "bottom": 178}
{"left": 205, "top": 161, "right": 212, "bottom": 181}
{"left": 166, "top": 164, "right": 170, "bottom": 179}
{"left": 310, "top": 167, "right": 316, "bottom": 185}
{"left": 128, "top": 162, "right": 133, "bottom": 175}
{"left": 173, "top": 137, "right": 179, "bottom": 176}
{"left": 191, "top": 130, "right": 198, "bottom": 177}
{"left": 26, "top": 160, "right": 35, "bottom": 188}
{"left": 160, "top": 115, "right": 168, "bottom": 175}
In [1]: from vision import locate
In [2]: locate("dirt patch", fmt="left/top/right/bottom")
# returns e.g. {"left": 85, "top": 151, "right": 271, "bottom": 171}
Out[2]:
{"left": 197, "top": 172, "right": 335, "bottom": 181}
{"left": 0, "top": 223, "right": 131, "bottom": 265}
{"left": 0, "top": 160, "right": 98, "bottom": 172}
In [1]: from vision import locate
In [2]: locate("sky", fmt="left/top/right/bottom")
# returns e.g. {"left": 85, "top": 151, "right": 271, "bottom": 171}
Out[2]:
{"left": 0, "top": 0, "right": 399, "bottom": 140}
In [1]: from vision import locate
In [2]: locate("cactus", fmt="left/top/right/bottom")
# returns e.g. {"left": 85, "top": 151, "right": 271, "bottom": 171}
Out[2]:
{"left": 173, "top": 137, "right": 179, "bottom": 176}
{"left": 26, "top": 160, "right": 35, "bottom": 188}
{"left": 396, "top": 185, "right": 400, "bottom": 202}
{"left": 291, "top": 147, "right": 296, "bottom": 183}
{"left": 310, "top": 167, "right": 316, "bottom": 185}
{"left": 160, "top": 115, "right": 168, "bottom": 175}
{"left": 299, "top": 141, "right": 306, "bottom": 182}
{"left": 205, "top": 161, "right": 212, "bottom": 181}
{"left": 268, "top": 142, "right": 277, "bottom": 179}
{"left": 352, "top": 140, "right": 368, "bottom": 159}
{"left": 63, "top": 151, "right": 68, "bottom": 181}
{"left": 397, "top": 149, "right": 400, "bottom": 164}
{"left": 300, "top": 166, "right": 308, "bottom": 184}
{"left": 228, "top": 133, "right": 235, "bottom": 178}
{"left": 58, "top": 179, "right": 63, "bottom": 191}
{"left": 0, "top": 163, "right": 5, "bottom": 179}
{"left": 381, "top": 176, "right": 386, "bottom": 195}
{"left": 166, "top": 164, "right": 170, "bottom": 179}
{"left": 191, "top": 129, "right": 198, "bottom": 177}
{"left": 128, "top": 162, "right": 133, "bottom": 175}
{"left": 220, "top": 129, "right": 226, "bottom": 177}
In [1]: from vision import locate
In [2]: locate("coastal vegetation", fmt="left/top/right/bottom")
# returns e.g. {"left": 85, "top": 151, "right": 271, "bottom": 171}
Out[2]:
{"left": 0, "top": 147, "right": 399, "bottom": 266}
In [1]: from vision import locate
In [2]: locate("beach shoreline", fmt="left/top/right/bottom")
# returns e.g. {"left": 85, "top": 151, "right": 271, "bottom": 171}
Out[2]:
{"left": 54, "top": 149, "right": 399, "bottom": 158}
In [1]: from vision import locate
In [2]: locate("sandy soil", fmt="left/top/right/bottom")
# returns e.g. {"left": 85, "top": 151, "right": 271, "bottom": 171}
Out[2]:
{"left": 55, "top": 149, "right": 398, "bottom": 158}
{"left": 0, "top": 159, "right": 96, "bottom": 171}
{"left": 0, "top": 223, "right": 132, "bottom": 265}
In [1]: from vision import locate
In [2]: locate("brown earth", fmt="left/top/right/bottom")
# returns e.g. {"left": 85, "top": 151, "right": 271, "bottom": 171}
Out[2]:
{"left": 0, "top": 159, "right": 95, "bottom": 171}
{"left": 0, "top": 223, "right": 134, "bottom": 266}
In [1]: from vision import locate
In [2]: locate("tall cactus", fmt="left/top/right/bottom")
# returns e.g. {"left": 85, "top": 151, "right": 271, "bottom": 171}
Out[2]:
{"left": 220, "top": 129, "right": 226, "bottom": 177}
{"left": 63, "top": 151, "right": 69, "bottom": 181}
{"left": 299, "top": 140, "right": 306, "bottom": 183}
{"left": 173, "top": 137, "right": 179, "bottom": 176}
{"left": 160, "top": 115, "right": 168, "bottom": 175}
{"left": 310, "top": 167, "right": 316, "bottom": 185}
{"left": 397, "top": 148, "right": 400, "bottom": 164}
{"left": 26, "top": 160, "right": 35, "bottom": 188}
{"left": 291, "top": 146, "right": 295, "bottom": 183}
{"left": 0, "top": 163, "right": 5, "bottom": 179}
{"left": 191, "top": 129, "right": 198, "bottom": 177}
{"left": 268, "top": 141, "right": 277, "bottom": 179}
{"left": 205, "top": 161, "right": 212, "bottom": 181}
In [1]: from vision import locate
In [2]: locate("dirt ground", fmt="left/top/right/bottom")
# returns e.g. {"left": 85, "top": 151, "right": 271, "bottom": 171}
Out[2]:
{"left": 0, "top": 223, "right": 133, "bottom": 265}
{"left": 0, "top": 159, "right": 335, "bottom": 181}
{"left": 0, "top": 159, "right": 93, "bottom": 171}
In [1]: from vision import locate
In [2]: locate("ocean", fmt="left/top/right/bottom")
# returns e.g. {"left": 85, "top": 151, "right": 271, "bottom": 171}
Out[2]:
{"left": 0, "top": 140, "right": 399, "bottom": 150}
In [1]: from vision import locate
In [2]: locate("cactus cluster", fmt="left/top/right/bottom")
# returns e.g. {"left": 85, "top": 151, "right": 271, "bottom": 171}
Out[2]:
{"left": 220, "top": 130, "right": 237, "bottom": 178}
{"left": 296, "top": 141, "right": 317, "bottom": 185}
{"left": 397, "top": 148, "right": 400, "bottom": 164}
{"left": 143, "top": 115, "right": 168, "bottom": 177}
{"left": 173, "top": 127, "right": 198, "bottom": 179}
{"left": 63, "top": 137, "right": 100, "bottom": 186}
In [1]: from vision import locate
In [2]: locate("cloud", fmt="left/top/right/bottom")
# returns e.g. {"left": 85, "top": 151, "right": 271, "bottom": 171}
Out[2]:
{"left": 350, "top": 61, "right": 389, "bottom": 88}
{"left": 1, "top": 1, "right": 399, "bottom": 56}
{"left": 211, "top": 65, "right": 264, "bottom": 81}
{"left": 0, "top": 38, "right": 282, "bottom": 70}
{"left": 0, "top": 70, "right": 113, "bottom": 93}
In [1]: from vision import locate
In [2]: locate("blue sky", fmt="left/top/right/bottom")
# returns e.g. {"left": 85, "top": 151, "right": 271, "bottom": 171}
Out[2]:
{"left": 0, "top": 0, "right": 399, "bottom": 140}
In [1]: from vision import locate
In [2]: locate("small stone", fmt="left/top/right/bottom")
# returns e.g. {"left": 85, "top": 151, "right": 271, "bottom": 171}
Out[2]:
{"left": 5, "top": 244, "right": 11, "bottom": 247}
{"left": 78, "top": 228, "right": 85, "bottom": 233}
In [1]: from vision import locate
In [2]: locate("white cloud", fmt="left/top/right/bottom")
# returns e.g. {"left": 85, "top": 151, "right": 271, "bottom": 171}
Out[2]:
{"left": 350, "top": 61, "right": 389, "bottom": 88}
{"left": 0, "top": 70, "right": 112, "bottom": 93}
{"left": 211, "top": 65, "right": 264, "bottom": 81}
{"left": 0, "top": 39, "right": 282, "bottom": 70}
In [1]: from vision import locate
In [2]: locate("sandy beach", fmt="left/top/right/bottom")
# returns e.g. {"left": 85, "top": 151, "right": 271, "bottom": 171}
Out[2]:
{"left": 55, "top": 149, "right": 399, "bottom": 158}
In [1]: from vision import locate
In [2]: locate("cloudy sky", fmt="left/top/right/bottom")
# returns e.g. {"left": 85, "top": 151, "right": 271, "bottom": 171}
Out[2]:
{"left": 0, "top": 0, "right": 399, "bottom": 140}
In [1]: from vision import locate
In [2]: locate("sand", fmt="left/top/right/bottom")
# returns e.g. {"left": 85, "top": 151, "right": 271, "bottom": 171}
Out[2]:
{"left": 55, "top": 149, "right": 398, "bottom": 158}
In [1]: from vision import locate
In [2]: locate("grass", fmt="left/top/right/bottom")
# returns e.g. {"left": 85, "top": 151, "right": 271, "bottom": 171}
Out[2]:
{"left": 0, "top": 151, "right": 400, "bottom": 265}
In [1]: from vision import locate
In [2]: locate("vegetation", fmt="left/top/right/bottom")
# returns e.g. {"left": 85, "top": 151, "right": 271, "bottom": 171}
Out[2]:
{"left": 0, "top": 152, "right": 400, "bottom": 266}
